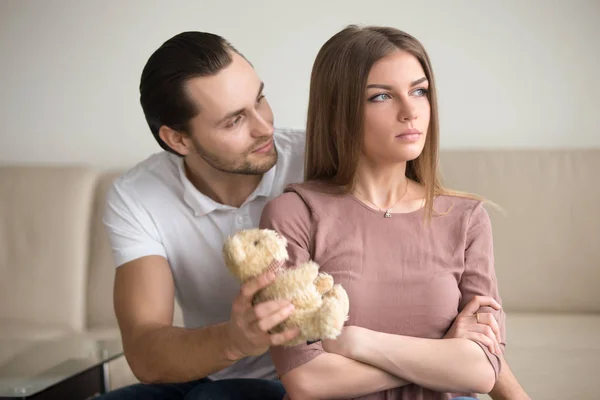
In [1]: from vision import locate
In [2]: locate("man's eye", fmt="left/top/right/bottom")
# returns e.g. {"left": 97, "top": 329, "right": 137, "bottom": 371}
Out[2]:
{"left": 226, "top": 116, "right": 243, "bottom": 128}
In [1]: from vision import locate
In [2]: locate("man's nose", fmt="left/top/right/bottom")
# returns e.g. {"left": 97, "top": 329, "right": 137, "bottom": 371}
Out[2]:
{"left": 250, "top": 112, "right": 274, "bottom": 138}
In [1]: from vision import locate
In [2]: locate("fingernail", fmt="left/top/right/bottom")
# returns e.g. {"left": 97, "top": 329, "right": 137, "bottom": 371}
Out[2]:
{"left": 287, "top": 304, "right": 295, "bottom": 312}
{"left": 267, "top": 271, "right": 276, "bottom": 279}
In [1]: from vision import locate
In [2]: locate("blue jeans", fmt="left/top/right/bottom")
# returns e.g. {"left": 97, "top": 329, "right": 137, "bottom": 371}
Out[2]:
{"left": 96, "top": 377, "right": 285, "bottom": 400}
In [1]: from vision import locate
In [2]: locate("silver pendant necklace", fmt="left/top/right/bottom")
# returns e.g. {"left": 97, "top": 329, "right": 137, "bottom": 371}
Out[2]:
{"left": 355, "top": 178, "right": 409, "bottom": 218}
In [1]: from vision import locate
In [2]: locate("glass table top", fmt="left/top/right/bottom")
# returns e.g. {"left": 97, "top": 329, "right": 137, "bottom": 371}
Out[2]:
{"left": 0, "top": 336, "right": 123, "bottom": 397}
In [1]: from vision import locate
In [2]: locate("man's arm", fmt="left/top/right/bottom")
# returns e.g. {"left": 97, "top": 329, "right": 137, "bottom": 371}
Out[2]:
{"left": 115, "top": 255, "right": 299, "bottom": 384}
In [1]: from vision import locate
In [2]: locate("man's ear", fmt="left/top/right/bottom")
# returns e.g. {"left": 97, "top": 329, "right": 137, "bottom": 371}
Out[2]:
{"left": 159, "top": 126, "right": 192, "bottom": 155}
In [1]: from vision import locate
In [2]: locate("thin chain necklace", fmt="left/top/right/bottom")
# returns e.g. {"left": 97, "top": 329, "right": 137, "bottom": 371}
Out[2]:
{"left": 353, "top": 178, "right": 410, "bottom": 218}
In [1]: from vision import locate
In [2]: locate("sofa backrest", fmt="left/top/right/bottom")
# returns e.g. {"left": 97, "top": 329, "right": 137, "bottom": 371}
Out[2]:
{"left": 86, "top": 171, "right": 121, "bottom": 330}
{"left": 2, "top": 148, "right": 597, "bottom": 334}
{"left": 440, "top": 149, "right": 600, "bottom": 313}
{"left": 87, "top": 149, "right": 600, "bottom": 319}
{"left": 0, "top": 165, "right": 97, "bottom": 331}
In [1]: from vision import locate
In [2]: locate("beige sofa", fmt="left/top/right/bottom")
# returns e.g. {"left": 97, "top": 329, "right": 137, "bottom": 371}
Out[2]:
{"left": 1, "top": 149, "right": 599, "bottom": 399}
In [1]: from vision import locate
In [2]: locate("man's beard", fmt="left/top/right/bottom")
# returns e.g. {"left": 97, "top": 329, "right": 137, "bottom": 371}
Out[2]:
{"left": 191, "top": 137, "right": 278, "bottom": 176}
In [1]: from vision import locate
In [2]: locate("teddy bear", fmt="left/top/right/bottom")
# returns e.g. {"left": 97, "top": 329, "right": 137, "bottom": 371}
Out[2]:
{"left": 222, "top": 228, "right": 349, "bottom": 347}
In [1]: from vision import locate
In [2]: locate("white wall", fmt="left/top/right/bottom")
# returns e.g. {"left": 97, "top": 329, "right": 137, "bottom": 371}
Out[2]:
{"left": 1, "top": 0, "right": 598, "bottom": 169}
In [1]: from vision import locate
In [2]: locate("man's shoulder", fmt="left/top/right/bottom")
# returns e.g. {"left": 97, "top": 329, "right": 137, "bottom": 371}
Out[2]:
{"left": 271, "top": 128, "right": 306, "bottom": 189}
{"left": 274, "top": 128, "right": 305, "bottom": 148}
{"left": 110, "top": 151, "right": 181, "bottom": 200}
{"left": 273, "top": 128, "right": 305, "bottom": 163}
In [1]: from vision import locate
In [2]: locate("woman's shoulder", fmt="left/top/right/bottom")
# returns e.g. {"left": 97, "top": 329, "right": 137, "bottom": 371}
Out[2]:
{"left": 265, "top": 180, "right": 345, "bottom": 216}
{"left": 285, "top": 180, "right": 345, "bottom": 197}
{"left": 434, "top": 193, "right": 487, "bottom": 220}
{"left": 429, "top": 195, "right": 492, "bottom": 241}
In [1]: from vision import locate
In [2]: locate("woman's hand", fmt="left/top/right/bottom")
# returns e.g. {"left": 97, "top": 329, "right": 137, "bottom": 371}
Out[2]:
{"left": 323, "top": 296, "right": 502, "bottom": 363}
{"left": 444, "top": 295, "right": 502, "bottom": 355}
{"left": 322, "top": 326, "right": 369, "bottom": 359}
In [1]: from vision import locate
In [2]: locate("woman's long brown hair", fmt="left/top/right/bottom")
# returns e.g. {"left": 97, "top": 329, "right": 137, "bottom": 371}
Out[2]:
{"left": 305, "top": 25, "right": 482, "bottom": 220}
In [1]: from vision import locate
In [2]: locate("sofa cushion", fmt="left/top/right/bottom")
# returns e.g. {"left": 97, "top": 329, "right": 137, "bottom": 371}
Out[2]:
{"left": 500, "top": 313, "right": 600, "bottom": 399}
{"left": 0, "top": 166, "right": 98, "bottom": 331}
{"left": 440, "top": 150, "right": 600, "bottom": 313}
{"left": 0, "top": 320, "right": 71, "bottom": 341}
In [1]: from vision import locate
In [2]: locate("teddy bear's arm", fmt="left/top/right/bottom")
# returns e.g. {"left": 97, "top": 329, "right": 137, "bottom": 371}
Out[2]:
{"left": 313, "top": 272, "right": 334, "bottom": 295}
{"left": 255, "top": 261, "right": 320, "bottom": 303}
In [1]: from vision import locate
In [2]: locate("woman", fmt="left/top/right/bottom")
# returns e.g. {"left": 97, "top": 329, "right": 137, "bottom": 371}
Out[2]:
{"left": 260, "top": 25, "right": 507, "bottom": 399}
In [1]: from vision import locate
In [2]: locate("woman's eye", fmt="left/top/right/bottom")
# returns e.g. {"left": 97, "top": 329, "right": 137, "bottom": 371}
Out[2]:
{"left": 413, "top": 88, "right": 429, "bottom": 97}
{"left": 369, "top": 93, "right": 391, "bottom": 102}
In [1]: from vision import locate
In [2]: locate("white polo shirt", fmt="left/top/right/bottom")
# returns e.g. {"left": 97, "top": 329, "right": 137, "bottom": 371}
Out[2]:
{"left": 103, "top": 129, "right": 305, "bottom": 381}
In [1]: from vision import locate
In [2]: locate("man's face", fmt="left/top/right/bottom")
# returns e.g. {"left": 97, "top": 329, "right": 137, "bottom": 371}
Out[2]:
{"left": 183, "top": 52, "right": 277, "bottom": 175}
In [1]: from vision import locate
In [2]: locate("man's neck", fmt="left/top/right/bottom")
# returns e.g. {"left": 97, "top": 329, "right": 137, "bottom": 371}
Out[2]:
{"left": 183, "top": 157, "right": 263, "bottom": 208}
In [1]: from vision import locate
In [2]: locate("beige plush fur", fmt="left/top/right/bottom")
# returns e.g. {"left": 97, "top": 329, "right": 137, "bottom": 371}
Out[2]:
{"left": 223, "top": 228, "right": 350, "bottom": 346}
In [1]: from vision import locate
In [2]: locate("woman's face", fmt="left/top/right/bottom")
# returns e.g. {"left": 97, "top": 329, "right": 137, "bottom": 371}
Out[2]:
{"left": 362, "top": 49, "right": 430, "bottom": 165}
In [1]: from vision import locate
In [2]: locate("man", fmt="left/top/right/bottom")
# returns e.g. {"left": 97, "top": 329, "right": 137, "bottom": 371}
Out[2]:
{"left": 100, "top": 31, "right": 529, "bottom": 399}
{"left": 100, "top": 32, "right": 303, "bottom": 400}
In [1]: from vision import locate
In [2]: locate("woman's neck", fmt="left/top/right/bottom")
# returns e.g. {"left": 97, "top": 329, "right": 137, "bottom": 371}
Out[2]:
{"left": 352, "top": 159, "right": 409, "bottom": 209}
{"left": 351, "top": 158, "right": 425, "bottom": 214}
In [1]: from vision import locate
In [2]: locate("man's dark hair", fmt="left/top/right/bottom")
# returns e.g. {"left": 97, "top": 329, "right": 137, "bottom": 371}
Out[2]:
{"left": 139, "top": 31, "right": 241, "bottom": 155}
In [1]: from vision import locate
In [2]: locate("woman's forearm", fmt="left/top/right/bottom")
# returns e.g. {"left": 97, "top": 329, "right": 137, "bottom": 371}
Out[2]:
{"left": 489, "top": 355, "right": 531, "bottom": 400}
{"left": 354, "top": 332, "right": 496, "bottom": 394}
{"left": 281, "top": 352, "right": 410, "bottom": 399}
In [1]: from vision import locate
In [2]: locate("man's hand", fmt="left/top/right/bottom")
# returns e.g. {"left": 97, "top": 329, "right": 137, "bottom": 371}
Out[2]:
{"left": 445, "top": 295, "right": 502, "bottom": 355}
{"left": 224, "top": 271, "right": 300, "bottom": 361}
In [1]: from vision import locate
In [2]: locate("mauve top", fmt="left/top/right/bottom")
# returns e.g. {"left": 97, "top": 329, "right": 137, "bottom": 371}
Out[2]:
{"left": 259, "top": 181, "right": 506, "bottom": 400}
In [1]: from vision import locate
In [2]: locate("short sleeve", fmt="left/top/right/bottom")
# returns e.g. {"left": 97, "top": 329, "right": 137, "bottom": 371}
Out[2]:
{"left": 459, "top": 202, "right": 506, "bottom": 378}
{"left": 259, "top": 189, "right": 326, "bottom": 377}
{"left": 103, "top": 180, "right": 167, "bottom": 267}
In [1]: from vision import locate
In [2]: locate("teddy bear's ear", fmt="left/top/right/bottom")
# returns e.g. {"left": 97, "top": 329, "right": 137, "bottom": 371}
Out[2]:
{"left": 228, "top": 235, "right": 246, "bottom": 265}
